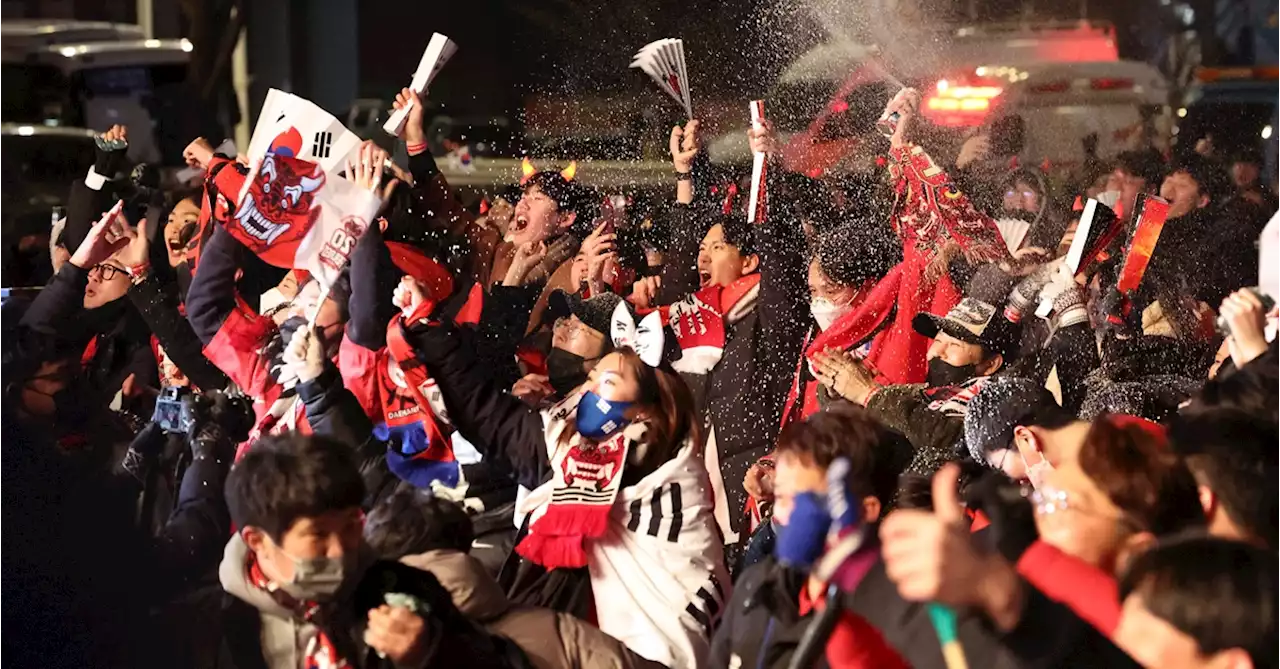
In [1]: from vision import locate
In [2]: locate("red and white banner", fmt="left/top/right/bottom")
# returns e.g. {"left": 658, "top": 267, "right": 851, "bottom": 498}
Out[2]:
{"left": 223, "top": 153, "right": 381, "bottom": 288}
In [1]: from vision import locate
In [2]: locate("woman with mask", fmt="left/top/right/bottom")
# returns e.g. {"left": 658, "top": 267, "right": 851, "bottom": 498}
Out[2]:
{"left": 746, "top": 215, "right": 900, "bottom": 543}
{"left": 779, "top": 218, "right": 901, "bottom": 426}
{"left": 397, "top": 276, "right": 728, "bottom": 669}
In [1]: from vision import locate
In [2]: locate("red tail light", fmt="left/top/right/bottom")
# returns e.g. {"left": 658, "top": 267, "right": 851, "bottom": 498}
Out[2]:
{"left": 1031, "top": 81, "right": 1070, "bottom": 93}
{"left": 922, "top": 80, "right": 1002, "bottom": 127}
{"left": 1090, "top": 77, "right": 1133, "bottom": 90}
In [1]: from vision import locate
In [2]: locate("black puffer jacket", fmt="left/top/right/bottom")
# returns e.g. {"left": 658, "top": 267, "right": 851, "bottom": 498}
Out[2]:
{"left": 655, "top": 179, "right": 810, "bottom": 546}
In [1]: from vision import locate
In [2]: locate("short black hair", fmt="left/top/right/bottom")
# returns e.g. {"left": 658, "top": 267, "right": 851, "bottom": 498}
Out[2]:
{"left": 1120, "top": 534, "right": 1278, "bottom": 669}
{"left": 523, "top": 171, "right": 599, "bottom": 233}
{"left": 1169, "top": 407, "right": 1279, "bottom": 548}
{"left": 775, "top": 403, "right": 912, "bottom": 510}
{"left": 1113, "top": 148, "right": 1166, "bottom": 188}
{"left": 225, "top": 433, "right": 366, "bottom": 542}
{"left": 713, "top": 213, "right": 757, "bottom": 258}
{"left": 364, "top": 490, "right": 474, "bottom": 560}
{"left": 815, "top": 218, "right": 900, "bottom": 287}
{"left": 1168, "top": 153, "right": 1231, "bottom": 206}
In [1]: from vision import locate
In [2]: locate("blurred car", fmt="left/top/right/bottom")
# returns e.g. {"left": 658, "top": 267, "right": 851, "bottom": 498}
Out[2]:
{"left": 1, "top": 124, "right": 97, "bottom": 286}
{"left": 707, "top": 20, "right": 1132, "bottom": 177}
{"left": 2, "top": 38, "right": 202, "bottom": 169}
{"left": 0, "top": 19, "right": 143, "bottom": 54}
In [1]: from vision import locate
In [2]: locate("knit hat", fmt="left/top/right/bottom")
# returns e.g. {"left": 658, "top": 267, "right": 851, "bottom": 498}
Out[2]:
{"left": 547, "top": 290, "right": 622, "bottom": 339}
{"left": 963, "top": 376, "right": 1058, "bottom": 463}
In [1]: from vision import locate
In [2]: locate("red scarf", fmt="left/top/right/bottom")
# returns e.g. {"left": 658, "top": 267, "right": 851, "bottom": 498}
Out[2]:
{"left": 246, "top": 554, "right": 349, "bottom": 669}
{"left": 384, "top": 299, "right": 453, "bottom": 465}
{"left": 665, "top": 274, "right": 762, "bottom": 374}
{"left": 516, "top": 414, "right": 641, "bottom": 569}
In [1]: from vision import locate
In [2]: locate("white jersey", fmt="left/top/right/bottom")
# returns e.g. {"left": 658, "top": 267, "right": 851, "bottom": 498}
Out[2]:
{"left": 517, "top": 400, "right": 731, "bottom": 669}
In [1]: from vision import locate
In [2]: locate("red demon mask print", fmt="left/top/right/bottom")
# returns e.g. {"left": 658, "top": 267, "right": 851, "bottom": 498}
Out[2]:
{"left": 561, "top": 440, "right": 627, "bottom": 491}
{"left": 232, "top": 154, "right": 325, "bottom": 256}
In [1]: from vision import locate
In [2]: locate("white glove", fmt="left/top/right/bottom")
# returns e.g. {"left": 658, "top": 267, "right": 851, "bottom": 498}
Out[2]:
{"left": 280, "top": 325, "right": 327, "bottom": 385}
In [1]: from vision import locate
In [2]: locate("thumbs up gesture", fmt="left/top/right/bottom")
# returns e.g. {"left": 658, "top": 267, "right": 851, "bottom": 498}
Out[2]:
{"left": 879, "top": 463, "right": 1022, "bottom": 629}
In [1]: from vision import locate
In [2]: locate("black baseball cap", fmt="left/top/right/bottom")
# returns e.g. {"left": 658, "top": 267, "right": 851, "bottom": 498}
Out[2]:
{"left": 547, "top": 289, "right": 622, "bottom": 339}
{"left": 913, "top": 296, "right": 1020, "bottom": 359}
{"left": 963, "top": 376, "right": 1060, "bottom": 463}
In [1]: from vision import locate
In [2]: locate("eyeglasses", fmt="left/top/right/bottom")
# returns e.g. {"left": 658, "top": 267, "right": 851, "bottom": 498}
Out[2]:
{"left": 90, "top": 264, "right": 126, "bottom": 281}
{"left": 553, "top": 316, "right": 601, "bottom": 341}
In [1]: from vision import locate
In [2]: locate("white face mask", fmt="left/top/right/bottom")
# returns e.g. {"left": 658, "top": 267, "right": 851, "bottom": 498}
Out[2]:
{"left": 1025, "top": 459, "right": 1054, "bottom": 492}
{"left": 260, "top": 287, "right": 287, "bottom": 314}
{"left": 811, "top": 296, "right": 853, "bottom": 331}
{"left": 1017, "top": 431, "right": 1054, "bottom": 491}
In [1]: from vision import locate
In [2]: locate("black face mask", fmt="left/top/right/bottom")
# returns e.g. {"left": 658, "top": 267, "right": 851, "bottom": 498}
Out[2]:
{"left": 926, "top": 357, "right": 979, "bottom": 388}
{"left": 640, "top": 264, "right": 664, "bottom": 278}
{"left": 546, "top": 349, "right": 590, "bottom": 398}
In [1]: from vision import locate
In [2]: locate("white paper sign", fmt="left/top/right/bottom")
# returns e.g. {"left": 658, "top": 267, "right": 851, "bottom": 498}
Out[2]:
{"left": 247, "top": 90, "right": 362, "bottom": 175}
{"left": 1260, "top": 211, "right": 1279, "bottom": 301}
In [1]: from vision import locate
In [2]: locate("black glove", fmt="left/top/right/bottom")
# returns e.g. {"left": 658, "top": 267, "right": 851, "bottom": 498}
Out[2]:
{"left": 122, "top": 421, "right": 167, "bottom": 483}
{"left": 185, "top": 390, "right": 254, "bottom": 457}
{"left": 1099, "top": 285, "right": 1139, "bottom": 338}
{"left": 93, "top": 135, "right": 130, "bottom": 179}
{"left": 966, "top": 472, "right": 1039, "bottom": 563}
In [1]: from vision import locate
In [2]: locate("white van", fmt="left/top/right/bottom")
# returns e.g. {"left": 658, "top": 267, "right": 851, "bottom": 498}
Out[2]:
{"left": 2, "top": 39, "right": 194, "bottom": 166}
{"left": 922, "top": 59, "right": 1172, "bottom": 172}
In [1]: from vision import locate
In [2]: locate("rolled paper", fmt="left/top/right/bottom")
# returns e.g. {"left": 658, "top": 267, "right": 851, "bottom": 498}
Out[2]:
{"left": 384, "top": 33, "right": 458, "bottom": 137}
{"left": 748, "top": 100, "right": 768, "bottom": 224}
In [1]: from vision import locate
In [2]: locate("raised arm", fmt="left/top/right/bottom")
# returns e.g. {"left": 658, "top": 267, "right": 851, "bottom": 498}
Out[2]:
{"left": 884, "top": 89, "right": 1010, "bottom": 267}
{"left": 114, "top": 213, "right": 229, "bottom": 391}
{"left": 753, "top": 154, "right": 812, "bottom": 374}
{"left": 346, "top": 223, "right": 401, "bottom": 350}
{"left": 184, "top": 224, "right": 243, "bottom": 346}
{"left": 400, "top": 302, "right": 551, "bottom": 489}
{"left": 394, "top": 88, "right": 497, "bottom": 287}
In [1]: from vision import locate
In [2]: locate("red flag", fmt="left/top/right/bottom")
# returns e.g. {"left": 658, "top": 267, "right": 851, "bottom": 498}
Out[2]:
{"left": 1116, "top": 193, "right": 1171, "bottom": 295}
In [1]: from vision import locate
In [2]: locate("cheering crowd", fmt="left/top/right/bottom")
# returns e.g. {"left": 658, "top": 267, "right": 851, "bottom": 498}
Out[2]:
{"left": 2, "top": 80, "right": 1278, "bottom": 669}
